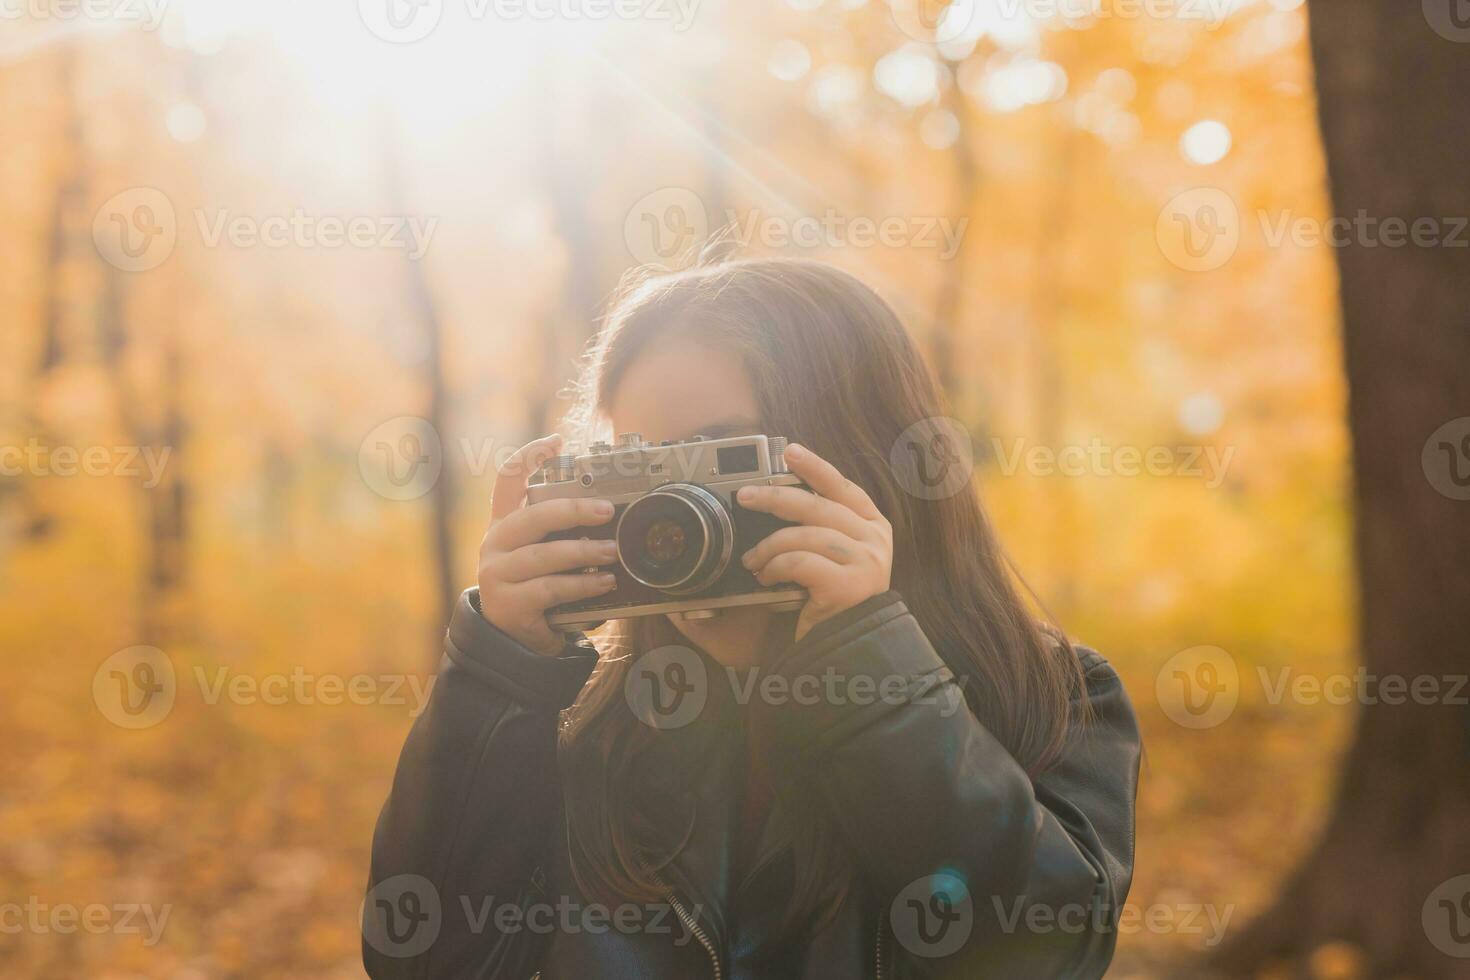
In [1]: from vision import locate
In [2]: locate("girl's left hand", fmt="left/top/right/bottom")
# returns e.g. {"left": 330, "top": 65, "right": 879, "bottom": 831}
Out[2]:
{"left": 736, "top": 443, "right": 893, "bottom": 644}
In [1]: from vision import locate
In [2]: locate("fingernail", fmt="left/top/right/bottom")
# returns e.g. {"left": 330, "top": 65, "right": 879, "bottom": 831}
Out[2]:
{"left": 594, "top": 500, "right": 614, "bottom": 516}
{"left": 737, "top": 486, "right": 755, "bottom": 503}
{"left": 598, "top": 573, "right": 617, "bottom": 587}
{"left": 786, "top": 443, "right": 805, "bottom": 458}
{"left": 598, "top": 540, "right": 618, "bottom": 558}
{"left": 741, "top": 550, "right": 755, "bottom": 568}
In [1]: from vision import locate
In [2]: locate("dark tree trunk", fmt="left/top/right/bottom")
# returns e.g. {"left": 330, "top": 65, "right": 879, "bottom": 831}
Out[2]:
{"left": 12, "top": 43, "right": 86, "bottom": 545}
{"left": 86, "top": 48, "right": 192, "bottom": 648}
{"left": 379, "top": 104, "right": 456, "bottom": 655}
{"left": 930, "top": 79, "right": 979, "bottom": 404}
{"left": 532, "top": 68, "right": 603, "bottom": 437}
{"left": 1217, "top": 3, "right": 1470, "bottom": 978}
{"left": 1026, "top": 121, "right": 1080, "bottom": 610}
{"left": 699, "top": 66, "right": 739, "bottom": 265}
{"left": 40, "top": 44, "right": 81, "bottom": 377}
{"left": 98, "top": 251, "right": 185, "bottom": 646}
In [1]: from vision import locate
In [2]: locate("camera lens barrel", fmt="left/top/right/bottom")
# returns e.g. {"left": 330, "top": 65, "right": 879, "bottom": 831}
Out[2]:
{"left": 614, "top": 483, "right": 733, "bottom": 594}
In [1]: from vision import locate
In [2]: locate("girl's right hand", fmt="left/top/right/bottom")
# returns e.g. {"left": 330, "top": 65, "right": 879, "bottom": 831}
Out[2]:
{"left": 477, "top": 434, "right": 620, "bottom": 657}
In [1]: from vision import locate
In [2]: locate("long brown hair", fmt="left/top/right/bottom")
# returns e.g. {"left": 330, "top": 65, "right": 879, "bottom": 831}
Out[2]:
{"left": 557, "top": 258, "right": 1083, "bottom": 929}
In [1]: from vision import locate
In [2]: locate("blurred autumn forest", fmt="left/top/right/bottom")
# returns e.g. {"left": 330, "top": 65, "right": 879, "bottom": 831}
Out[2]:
{"left": 3, "top": 0, "right": 1468, "bottom": 976}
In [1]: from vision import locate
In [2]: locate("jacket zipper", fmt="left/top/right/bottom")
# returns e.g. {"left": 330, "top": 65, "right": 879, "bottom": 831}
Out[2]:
{"left": 874, "top": 913, "right": 888, "bottom": 980}
{"left": 670, "top": 890, "right": 722, "bottom": 980}
{"left": 651, "top": 871, "right": 722, "bottom": 980}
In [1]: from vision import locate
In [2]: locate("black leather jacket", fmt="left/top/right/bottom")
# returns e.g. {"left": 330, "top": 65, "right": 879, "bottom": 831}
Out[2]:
{"left": 365, "top": 589, "right": 1140, "bottom": 979}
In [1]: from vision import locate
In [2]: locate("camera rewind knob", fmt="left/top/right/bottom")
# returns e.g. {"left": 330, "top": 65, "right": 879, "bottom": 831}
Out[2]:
{"left": 768, "top": 437, "right": 789, "bottom": 474}
{"left": 546, "top": 454, "right": 577, "bottom": 483}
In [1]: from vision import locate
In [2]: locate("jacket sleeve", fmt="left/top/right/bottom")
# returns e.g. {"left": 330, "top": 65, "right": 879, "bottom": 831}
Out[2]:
{"left": 754, "top": 590, "right": 1140, "bottom": 979}
{"left": 363, "top": 588, "right": 597, "bottom": 980}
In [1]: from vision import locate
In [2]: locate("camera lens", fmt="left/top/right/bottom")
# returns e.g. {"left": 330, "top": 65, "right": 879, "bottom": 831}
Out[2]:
{"left": 615, "top": 484, "right": 733, "bottom": 594}
{"left": 643, "top": 519, "right": 688, "bottom": 565}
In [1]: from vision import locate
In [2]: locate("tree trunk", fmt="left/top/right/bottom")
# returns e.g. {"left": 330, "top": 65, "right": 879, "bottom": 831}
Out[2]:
{"left": 98, "top": 248, "right": 184, "bottom": 646}
{"left": 929, "top": 79, "right": 979, "bottom": 404}
{"left": 13, "top": 42, "right": 86, "bottom": 544}
{"left": 378, "top": 104, "right": 456, "bottom": 654}
{"left": 1217, "top": 2, "right": 1470, "bottom": 977}
{"left": 532, "top": 68, "right": 603, "bottom": 437}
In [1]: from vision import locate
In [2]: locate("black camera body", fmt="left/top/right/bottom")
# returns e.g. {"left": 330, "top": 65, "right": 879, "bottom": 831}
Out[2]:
{"left": 526, "top": 433, "right": 807, "bottom": 632}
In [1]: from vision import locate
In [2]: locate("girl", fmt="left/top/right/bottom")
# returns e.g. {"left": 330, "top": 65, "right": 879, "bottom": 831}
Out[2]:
{"left": 365, "top": 259, "right": 1140, "bottom": 979}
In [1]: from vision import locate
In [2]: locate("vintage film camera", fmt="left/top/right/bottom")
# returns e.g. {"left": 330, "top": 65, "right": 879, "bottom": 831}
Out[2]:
{"left": 526, "top": 432, "right": 808, "bottom": 632}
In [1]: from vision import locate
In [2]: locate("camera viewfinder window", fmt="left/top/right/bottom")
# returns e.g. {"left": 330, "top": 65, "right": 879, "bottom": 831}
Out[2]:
{"left": 716, "top": 444, "right": 759, "bottom": 475}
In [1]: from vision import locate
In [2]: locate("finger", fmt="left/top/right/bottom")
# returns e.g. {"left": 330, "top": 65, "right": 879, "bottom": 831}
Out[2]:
{"left": 753, "top": 550, "right": 844, "bottom": 589}
{"left": 782, "top": 443, "right": 882, "bottom": 520}
{"left": 741, "top": 525, "right": 862, "bottom": 572}
{"left": 491, "top": 434, "right": 564, "bottom": 522}
{"left": 736, "top": 484, "right": 870, "bottom": 540}
{"left": 481, "top": 572, "right": 617, "bottom": 654}
{"left": 514, "top": 571, "right": 620, "bottom": 612}
{"left": 490, "top": 496, "right": 616, "bottom": 552}
{"left": 492, "top": 537, "right": 619, "bottom": 583}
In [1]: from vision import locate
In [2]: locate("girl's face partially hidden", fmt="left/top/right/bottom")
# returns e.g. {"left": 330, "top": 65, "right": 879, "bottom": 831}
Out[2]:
{"left": 607, "top": 336, "right": 787, "bottom": 667}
